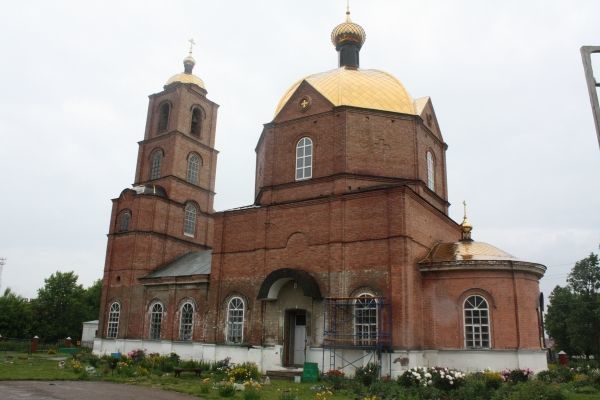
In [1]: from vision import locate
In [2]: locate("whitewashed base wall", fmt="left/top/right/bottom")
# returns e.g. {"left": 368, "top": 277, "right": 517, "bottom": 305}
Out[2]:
{"left": 93, "top": 339, "right": 548, "bottom": 377}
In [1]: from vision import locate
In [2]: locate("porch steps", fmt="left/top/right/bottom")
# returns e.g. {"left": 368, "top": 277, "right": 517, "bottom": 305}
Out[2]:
{"left": 265, "top": 368, "right": 303, "bottom": 380}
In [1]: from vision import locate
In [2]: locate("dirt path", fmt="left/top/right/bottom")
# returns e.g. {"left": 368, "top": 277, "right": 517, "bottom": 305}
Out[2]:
{"left": 0, "top": 381, "right": 199, "bottom": 400}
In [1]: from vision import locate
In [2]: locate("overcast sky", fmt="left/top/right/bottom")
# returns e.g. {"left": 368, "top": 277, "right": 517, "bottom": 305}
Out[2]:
{"left": 0, "top": 0, "right": 598, "bottom": 300}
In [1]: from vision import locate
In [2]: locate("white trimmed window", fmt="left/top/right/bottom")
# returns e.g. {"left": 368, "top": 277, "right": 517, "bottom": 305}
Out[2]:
{"left": 118, "top": 211, "right": 131, "bottom": 232}
{"left": 295, "top": 137, "right": 313, "bottom": 181}
{"left": 355, "top": 293, "right": 378, "bottom": 346}
{"left": 107, "top": 302, "right": 120, "bottom": 339}
{"left": 187, "top": 154, "right": 201, "bottom": 185}
{"left": 464, "top": 295, "right": 490, "bottom": 349}
{"left": 179, "top": 302, "right": 194, "bottom": 341}
{"left": 149, "top": 303, "right": 164, "bottom": 340}
{"left": 226, "top": 297, "right": 244, "bottom": 344}
{"left": 426, "top": 151, "right": 435, "bottom": 191}
{"left": 183, "top": 203, "right": 197, "bottom": 237}
{"left": 150, "top": 151, "right": 163, "bottom": 180}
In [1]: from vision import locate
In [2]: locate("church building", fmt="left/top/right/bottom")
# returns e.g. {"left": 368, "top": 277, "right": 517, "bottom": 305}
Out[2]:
{"left": 94, "top": 10, "right": 548, "bottom": 375}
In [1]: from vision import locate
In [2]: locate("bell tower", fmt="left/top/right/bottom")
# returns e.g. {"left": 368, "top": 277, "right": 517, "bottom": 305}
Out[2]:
{"left": 98, "top": 45, "right": 219, "bottom": 339}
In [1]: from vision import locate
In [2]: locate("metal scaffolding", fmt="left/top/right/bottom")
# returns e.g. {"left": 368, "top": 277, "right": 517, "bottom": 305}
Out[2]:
{"left": 321, "top": 296, "right": 392, "bottom": 374}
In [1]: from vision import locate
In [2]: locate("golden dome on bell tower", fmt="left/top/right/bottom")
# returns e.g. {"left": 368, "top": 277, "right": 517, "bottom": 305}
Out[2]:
{"left": 165, "top": 39, "right": 206, "bottom": 90}
{"left": 331, "top": 7, "right": 366, "bottom": 49}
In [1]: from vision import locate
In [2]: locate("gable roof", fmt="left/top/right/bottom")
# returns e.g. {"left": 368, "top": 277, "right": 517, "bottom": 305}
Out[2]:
{"left": 144, "top": 250, "right": 212, "bottom": 278}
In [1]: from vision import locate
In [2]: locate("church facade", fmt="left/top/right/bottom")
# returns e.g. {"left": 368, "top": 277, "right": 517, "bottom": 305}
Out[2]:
{"left": 94, "top": 12, "right": 548, "bottom": 375}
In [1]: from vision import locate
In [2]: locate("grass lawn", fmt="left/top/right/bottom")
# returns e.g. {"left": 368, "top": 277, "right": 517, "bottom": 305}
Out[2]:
{"left": 0, "top": 352, "right": 346, "bottom": 399}
{"left": 2, "top": 351, "right": 600, "bottom": 400}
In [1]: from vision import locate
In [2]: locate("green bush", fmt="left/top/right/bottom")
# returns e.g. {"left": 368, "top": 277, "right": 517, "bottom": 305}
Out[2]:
{"left": 500, "top": 369, "right": 533, "bottom": 384}
{"left": 355, "top": 362, "right": 380, "bottom": 386}
{"left": 449, "top": 376, "right": 493, "bottom": 400}
{"left": 398, "top": 367, "right": 465, "bottom": 391}
{"left": 217, "top": 382, "right": 236, "bottom": 397}
{"left": 536, "top": 367, "right": 574, "bottom": 384}
{"left": 367, "top": 381, "right": 406, "bottom": 399}
{"left": 228, "top": 362, "right": 260, "bottom": 382}
{"left": 244, "top": 388, "right": 261, "bottom": 400}
{"left": 492, "top": 380, "right": 565, "bottom": 400}
{"left": 324, "top": 369, "right": 346, "bottom": 390}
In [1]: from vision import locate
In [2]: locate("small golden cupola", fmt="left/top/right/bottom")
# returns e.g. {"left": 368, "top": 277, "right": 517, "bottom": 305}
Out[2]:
{"left": 165, "top": 39, "right": 206, "bottom": 90}
{"left": 331, "top": 3, "right": 366, "bottom": 68}
{"left": 460, "top": 201, "right": 473, "bottom": 241}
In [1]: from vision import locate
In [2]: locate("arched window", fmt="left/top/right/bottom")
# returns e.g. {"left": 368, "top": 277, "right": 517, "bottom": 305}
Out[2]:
{"left": 158, "top": 103, "right": 170, "bottom": 133}
{"left": 190, "top": 107, "right": 202, "bottom": 136}
{"left": 183, "top": 203, "right": 197, "bottom": 237}
{"left": 186, "top": 154, "right": 201, "bottom": 184}
{"left": 426, "top": 151, "right": 435, "bottom": 191}
{"left": 179, "top": 302, "right": 194, "bottom": 341}
{"left": 295, "top": 137, "right": 313, "bottom": 181}
{"left": 149, "top": 150, "right": 163, "bottom": 180}
{"left": 149, "top": 303, "right": 164, "bottom": 340}
{"left": 107, "top": 302, "right": 120, "bottom": 339}
{"left": 226, "top": 297, "right": 244, "bottom": 344}
{"left": 118, "top": 211, "right": 131, "bottom": 232}
{"left": 464, "top": 295, "right": 490, "bottom": 349}
{"left": 355, "top": 293, "right": 378, "bottom": 346}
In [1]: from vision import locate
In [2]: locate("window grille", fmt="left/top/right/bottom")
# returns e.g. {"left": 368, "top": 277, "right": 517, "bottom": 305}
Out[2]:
{"left": 179, "top": 303, "right": 194, "bottom": 341}
{"left": 226, "top": 297, "right": 244, "bottom": 343}
{"left": 187, "top": 154, "right": 200, "bottom": 184}
{"left": 107, "top": 302, "right": 120, "bottom": 339}
{"left": 295, "top": 137, "right": 313, "bottom": 180}
{"left": 426, "top": 151, "right": 435, "bottom": 191}
{"left": 355, "top": 294, "right": 378, "bottom": 346}
{"left": 150, "top": 303, "right": 163, "bottom": 340}
{"left": 184, "top": 203, "right": 197, "bottom": 236}
{"left": 464, "top": 295, "right": 490, "bottom": 349}
{"left": 150, "top": 151, "right": 162, "bottom": 180}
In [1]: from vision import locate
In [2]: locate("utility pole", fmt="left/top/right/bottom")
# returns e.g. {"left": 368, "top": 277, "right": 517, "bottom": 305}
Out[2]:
{"left": 581, "top": 46, "right": 600, "bottom": 149}
{"left": 0, "top": 258, "right": 6, "bottom": 294}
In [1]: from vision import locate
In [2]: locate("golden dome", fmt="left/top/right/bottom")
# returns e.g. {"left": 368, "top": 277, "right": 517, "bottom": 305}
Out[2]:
{"left": 165, "top": 72, "right": 206, "bottom": 89}
{"left": 331, "top": 12, "right": 366, "bottom": 48}
{"left": 165, "top": 53, "right": 206, "bottom": 90}
{"left": 274, "top": 67, "right": 415, "bottom": 117}
{"left": 421, "top": 241, "right": 517, "bottom": 263}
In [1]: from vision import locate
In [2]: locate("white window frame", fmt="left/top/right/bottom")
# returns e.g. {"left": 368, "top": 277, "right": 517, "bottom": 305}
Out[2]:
{"left": 463, "top": 295, "right": 491, "bottom": 349}
{"left": 107, "top": 302, "right": 120, "bottom": 339}
{"left": 186, "top": 154, "right": 201, "bottom": 184}
{"left": 354, "top": 293, "right": 378, "bottom": 346}
{"left": 295, "top": 137, "right": 313, "bottom": 181}
{"left": 226, "top": 297, "right": 245, "bottom": 344}
{"left": 149, "top": 302, "right": 164, "bottom": 340}
{"left": 150, "top": 151, "right": 162, "bottom": 180}
{"left": 179, "top": 302, "right": 194, "bottom": 341}
{"left": 183, "top": 203, "right": 197, "bottom": 237}
{"left": 426, "top": 151, "right": 435, "bottom": 191}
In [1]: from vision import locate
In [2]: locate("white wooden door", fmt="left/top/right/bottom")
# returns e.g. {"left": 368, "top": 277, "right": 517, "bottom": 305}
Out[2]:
{"left": 293, "top": 314, "right": 306, "bottom": 364}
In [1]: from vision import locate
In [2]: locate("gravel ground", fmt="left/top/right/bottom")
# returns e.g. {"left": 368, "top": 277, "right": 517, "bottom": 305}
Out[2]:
{"left": 0, "top": 381, "right": 199, "bottom": 400}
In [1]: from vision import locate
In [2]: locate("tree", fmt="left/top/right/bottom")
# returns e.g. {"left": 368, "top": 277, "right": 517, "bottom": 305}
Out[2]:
{"left": 567, "top": 253, "right": 600, "bottom": 296}
{"left": 545, "top": 286, "right": 576, "bottom": 355}
{"left": 546, "top": 251, "right": 600, "bottom": 358}
{"left": 82, "top": 279, "right": 102, "bottom": 322}
{"left": 0, "top": 288, "right": 33, "bottom": 338}
{"left": 32, "top": 271, "right": 87, "bottom": 342}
